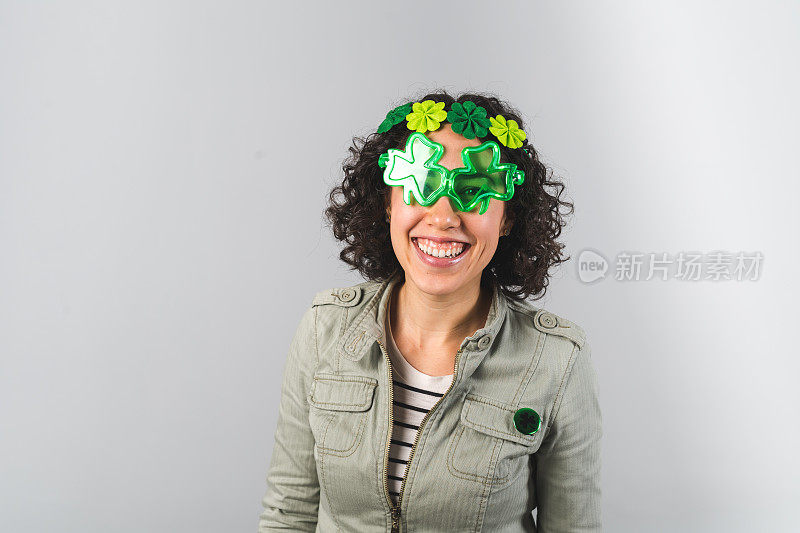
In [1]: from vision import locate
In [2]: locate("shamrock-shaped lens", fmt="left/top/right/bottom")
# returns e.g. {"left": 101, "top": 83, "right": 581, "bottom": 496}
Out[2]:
{"left": 452, "top": 147, "right": 508, "bottom": 205}
{"left": 378, "top": 133, "right": 447, "bottom": 205}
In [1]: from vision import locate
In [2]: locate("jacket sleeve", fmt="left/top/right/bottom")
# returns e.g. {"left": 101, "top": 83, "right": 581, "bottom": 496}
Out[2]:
{"left": 258, "top": 306, "right": 320, "bottom": 532}
{"left": 534, "top": 341, "right": 602, "bottom": 532}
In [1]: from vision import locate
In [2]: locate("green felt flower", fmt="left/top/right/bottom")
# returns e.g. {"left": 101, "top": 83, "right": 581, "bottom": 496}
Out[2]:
{"left": 405, "top": 100, "right": 448, "bottom": 133}
{"left": 489, "top": 114, "right": 527, "bottom": 149}
{"left": 447, "top": 101, "right": 491, "bottom": 139}
{"left": 377, "top": 102, "right": 414, "bottom": 134}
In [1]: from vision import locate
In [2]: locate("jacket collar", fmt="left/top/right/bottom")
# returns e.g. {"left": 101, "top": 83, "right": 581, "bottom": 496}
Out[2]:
{"left": 337, "top": 270, "right": 509, "bottom": 365}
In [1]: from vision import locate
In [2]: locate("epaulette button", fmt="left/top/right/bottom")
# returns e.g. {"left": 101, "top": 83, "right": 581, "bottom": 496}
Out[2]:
{"left": 338, "top": 288, "right": 356, "bottom": 302}
{"left": 537, "top": 312, "right": 558, "bottom": 329}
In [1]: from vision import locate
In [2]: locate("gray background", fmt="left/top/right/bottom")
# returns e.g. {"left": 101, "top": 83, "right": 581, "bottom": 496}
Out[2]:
{"left": 2, "top": 1, "right": 798, "bottom": 531}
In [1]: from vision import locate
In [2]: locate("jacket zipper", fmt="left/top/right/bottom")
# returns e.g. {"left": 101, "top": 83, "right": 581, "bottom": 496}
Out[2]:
{"left": 377, "top": 338, "right": 464, "bottom": 533}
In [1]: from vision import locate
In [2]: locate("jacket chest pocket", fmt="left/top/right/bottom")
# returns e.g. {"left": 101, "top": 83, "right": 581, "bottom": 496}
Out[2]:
{"left": 307, "top": 374, "right": 377, "bottom": 457}
{"left": 446, "top": 394, "right": 543, "bottom": 491}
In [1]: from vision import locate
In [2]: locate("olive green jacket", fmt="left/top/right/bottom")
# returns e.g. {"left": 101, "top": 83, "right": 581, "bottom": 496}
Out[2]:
{"left": 258, "top": 272, "right": 602, "bottom": 532}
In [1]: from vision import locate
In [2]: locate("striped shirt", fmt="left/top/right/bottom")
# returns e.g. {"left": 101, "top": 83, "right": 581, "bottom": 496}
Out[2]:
{"left": 383, "top": 313, "right": 453, "bottom": 505}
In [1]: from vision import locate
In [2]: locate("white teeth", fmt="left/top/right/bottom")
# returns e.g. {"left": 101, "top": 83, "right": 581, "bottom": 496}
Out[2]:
{"left": 415, "top": 238, "right": 465, "bottom": 259}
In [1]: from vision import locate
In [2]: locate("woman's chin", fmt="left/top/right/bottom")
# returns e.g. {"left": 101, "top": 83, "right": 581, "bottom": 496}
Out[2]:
{"left": 405, "top": 267, "right": 472, "bottom": 296}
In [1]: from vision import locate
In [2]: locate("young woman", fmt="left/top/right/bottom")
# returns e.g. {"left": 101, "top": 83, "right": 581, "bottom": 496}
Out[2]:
{"left": 259, "top": 91, "right": 602, "bottom": 532}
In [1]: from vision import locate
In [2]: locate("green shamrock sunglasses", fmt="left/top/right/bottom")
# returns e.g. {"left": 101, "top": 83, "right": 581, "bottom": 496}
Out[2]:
{"left": 378, "top": 131, "right": 525, "bottom": 215}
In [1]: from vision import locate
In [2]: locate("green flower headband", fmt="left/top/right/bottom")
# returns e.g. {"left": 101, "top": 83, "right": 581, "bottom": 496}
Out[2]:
{"left": 376, "top": 99, "right": 527, "bottom": 215}
{"left": 377, "top": 100, "right": 528, "bottom": 148}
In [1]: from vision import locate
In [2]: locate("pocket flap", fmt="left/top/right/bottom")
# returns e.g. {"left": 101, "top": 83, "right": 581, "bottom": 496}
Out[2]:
{"left": 460, "top": 394, "right": 542, "bottom": 446}
{"left": 308, "top": 374, "right": 378, "bottom": 412}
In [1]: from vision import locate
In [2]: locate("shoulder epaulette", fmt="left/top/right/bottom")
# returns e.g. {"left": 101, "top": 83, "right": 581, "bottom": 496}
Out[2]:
{"left": 530, "top": 308, "right": 586, "bottom": 349}
{"left": 311, "top": 286, "right": 364, "bottom": 308}
{"left": 509, "top": 300, "right": 586, "bottom": 349}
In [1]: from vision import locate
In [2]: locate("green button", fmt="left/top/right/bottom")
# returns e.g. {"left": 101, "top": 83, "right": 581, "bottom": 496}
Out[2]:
{"left": 513, "top": 407, "right": 541, "bottom": 435}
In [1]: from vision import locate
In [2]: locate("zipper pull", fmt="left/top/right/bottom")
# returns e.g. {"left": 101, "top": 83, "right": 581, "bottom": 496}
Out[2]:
{"left": 390, "top": 505, "right": 401, "bottom": 532}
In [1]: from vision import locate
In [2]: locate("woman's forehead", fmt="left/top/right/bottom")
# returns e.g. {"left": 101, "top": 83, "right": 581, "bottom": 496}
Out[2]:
{"left": 424, "top": 124, "right": 481, "bottom": 169}
{"left": 425, "top": 123, "right": 481, "bottom": 152}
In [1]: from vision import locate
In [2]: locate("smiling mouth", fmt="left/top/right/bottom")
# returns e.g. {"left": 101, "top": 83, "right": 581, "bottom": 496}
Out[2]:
{"left": 412, "top": 237, "right": 470, "bottom": 259}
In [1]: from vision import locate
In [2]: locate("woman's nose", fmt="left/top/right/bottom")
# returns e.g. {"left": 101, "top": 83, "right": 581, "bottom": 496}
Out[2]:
{"left": 425, "top": 195, "right": 461, "bottom": 226}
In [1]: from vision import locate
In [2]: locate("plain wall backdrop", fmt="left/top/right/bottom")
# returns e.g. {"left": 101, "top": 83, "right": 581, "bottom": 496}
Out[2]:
{"left": 2, "top": 1, "right": 799, "bottom": 531}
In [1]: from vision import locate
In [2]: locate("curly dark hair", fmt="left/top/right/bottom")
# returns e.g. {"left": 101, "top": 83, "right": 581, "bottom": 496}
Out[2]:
{"left": 323, "top": 89, "right": 574, "bottom": 302}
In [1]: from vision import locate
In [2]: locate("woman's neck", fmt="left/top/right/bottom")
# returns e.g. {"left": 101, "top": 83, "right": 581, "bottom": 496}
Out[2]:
{"left": 389, "top": 276, "right": 492, "bottom": 352}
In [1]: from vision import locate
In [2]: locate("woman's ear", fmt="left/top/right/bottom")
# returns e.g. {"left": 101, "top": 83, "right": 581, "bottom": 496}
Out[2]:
{"left": 501, "top": 205, "right": 514, "bottom": 234}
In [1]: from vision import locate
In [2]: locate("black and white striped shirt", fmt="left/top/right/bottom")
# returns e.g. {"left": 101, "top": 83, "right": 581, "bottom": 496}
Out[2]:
{"left": 383, "top": 314, "right": 453, "bottom": 505}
